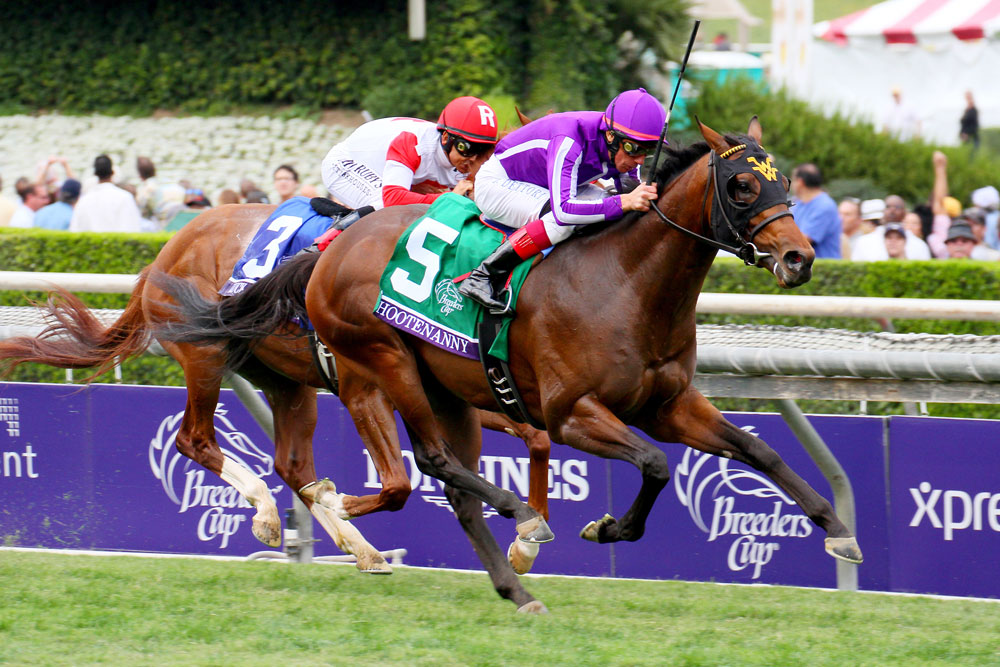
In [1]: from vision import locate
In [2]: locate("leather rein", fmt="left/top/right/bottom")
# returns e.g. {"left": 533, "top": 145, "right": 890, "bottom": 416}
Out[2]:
{"left": 646, "top": 145, "right": 792, "bottom": 266}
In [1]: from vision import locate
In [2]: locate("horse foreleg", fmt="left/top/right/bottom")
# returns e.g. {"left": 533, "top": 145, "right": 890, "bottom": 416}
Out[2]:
{"left": 553, "top": 395, "right": 671, "bottom": 544}
{"left": 478, "top": 411, "right": 551, "bottom": 520}
{"left": 253, "top": 370, "right": 390, "bottom": 574}
{"left": 168, "top": 343, "right": 281, "bottom": 547}
{"left": 651, "top": 387, "right": 862, "bottom": 564}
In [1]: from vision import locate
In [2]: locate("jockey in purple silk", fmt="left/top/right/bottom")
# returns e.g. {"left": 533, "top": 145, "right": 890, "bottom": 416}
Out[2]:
{"left": 459, "top": 88, "right": 666, "bottom": 312}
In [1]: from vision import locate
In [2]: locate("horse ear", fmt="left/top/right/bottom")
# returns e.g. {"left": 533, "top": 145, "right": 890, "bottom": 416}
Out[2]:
{"left": 696, "top": 115, "right": 729, "bottom": 154}
{"left": 515, "top": 106, "right": 533, "bottom": 127}
{"left": 747, "top": 115, "right": 763, "bottom": 143}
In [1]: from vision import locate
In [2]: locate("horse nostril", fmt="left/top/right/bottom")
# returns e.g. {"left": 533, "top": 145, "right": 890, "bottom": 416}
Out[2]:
{"left": 783, "top": 250, "right": 804, "bottom": 271}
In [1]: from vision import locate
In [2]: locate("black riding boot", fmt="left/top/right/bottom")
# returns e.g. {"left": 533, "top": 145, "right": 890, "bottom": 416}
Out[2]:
{"left": 459, "top": 239, "right": 524, "bottom": 312}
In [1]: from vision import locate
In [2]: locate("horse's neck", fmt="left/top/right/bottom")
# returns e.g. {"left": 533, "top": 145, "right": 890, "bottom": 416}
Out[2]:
{"left": 612, "top": 164, "right": 717, "bottom": 331}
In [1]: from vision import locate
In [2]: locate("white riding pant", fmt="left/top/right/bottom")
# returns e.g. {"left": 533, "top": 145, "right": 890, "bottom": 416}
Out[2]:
{"left": 320, "top": 144, "right": 383, "bottom": 210}
{"left": 474, "top": 157, "right": 606, "bottom": 245}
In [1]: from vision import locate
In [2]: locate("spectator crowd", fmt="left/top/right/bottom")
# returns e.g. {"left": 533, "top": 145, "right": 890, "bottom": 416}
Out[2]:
{"left": 790, "top": 149, "right": 1000, "bottom": 263}
{"left": 0, "top": 154, "right": 316, "bottom": 233}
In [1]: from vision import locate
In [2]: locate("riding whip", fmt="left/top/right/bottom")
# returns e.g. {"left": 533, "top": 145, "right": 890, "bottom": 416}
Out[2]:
{"left": 646, "top": 19, "right": 701, "bottom": 185}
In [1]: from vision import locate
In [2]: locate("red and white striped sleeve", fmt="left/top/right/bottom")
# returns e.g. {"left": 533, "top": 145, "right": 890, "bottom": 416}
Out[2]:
{"left": 381, "top": 131, "right": 441, "bottom": 207}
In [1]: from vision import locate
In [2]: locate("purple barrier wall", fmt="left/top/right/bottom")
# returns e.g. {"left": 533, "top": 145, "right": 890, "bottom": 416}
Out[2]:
{"left": 0, "top": 381, "right": 993, "bottom": 599}
{"left": 887, "top": 416, "right": 1000, "bottom": 598}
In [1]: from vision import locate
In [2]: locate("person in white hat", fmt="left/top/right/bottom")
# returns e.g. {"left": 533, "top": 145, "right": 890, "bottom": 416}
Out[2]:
{"left": 971, "top": 185, "right": 1000, "bottom": 250}
{"left": 852, "top": 198, "right": 931, "bottom": 261}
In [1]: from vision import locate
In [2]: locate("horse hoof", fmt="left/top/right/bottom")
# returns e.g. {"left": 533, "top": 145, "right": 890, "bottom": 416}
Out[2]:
{"left": 516, "top": 600, "right": 549, "bottom": 614}
{"left": 825, "top": 536, "right": 864, "bottom": 564}
{"left": 252, "top": 517, "right": 282, "bottom": 547}
{"left": 579, "top": 513, "right": 616, "bottom": 543}
{"left": 508, "top": 539, "right": 540, "bottom": 575}
{"left": 356, "top": 553, "right": 393, "bottom": 575}
{"left": 516, "top": 516, "right": 555, "bottom": 543}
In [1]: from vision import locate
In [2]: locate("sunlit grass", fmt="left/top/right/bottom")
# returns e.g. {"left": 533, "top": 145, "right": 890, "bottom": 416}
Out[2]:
{"left": 1, "top": 551, "right": 997, "bottom": 665}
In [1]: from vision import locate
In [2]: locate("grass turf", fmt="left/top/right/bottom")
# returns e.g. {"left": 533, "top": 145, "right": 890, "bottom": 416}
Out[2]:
{"left": 1, "top": 550, "right": 997, "bottom": 666}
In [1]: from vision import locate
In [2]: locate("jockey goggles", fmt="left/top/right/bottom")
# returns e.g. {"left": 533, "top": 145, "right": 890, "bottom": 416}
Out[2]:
{"left": 613, "top": 132, "right": 656, "bottom": 157}
{"left": 453, "top": 137, "right": 491, "bottom": 158}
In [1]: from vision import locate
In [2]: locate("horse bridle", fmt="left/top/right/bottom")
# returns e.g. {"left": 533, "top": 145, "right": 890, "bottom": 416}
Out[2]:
{"left": 647, "top": 142, "right": 793, "bottom": 265}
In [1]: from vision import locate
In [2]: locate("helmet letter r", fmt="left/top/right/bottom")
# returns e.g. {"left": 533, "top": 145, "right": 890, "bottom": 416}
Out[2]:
{"left": 478, "top": 105, "right": 496, "bottom": 128}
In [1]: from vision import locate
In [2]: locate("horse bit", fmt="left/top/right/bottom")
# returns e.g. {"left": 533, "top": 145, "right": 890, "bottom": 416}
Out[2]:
{"left": 646, "top": 142, "right": 793, "bottom": 266}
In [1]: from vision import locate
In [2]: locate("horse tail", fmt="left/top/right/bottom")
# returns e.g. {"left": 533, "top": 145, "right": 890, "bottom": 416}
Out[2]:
{"left": 0, "top": 272, "right": 153, "bottom": 381}
{"left": 152, "top": 251, "right": 321, "bottom": 371}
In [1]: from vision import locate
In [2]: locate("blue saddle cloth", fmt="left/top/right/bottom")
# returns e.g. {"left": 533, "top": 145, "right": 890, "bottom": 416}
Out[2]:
{"left": 220, "top": 197, "right": 334, "bottom": 296}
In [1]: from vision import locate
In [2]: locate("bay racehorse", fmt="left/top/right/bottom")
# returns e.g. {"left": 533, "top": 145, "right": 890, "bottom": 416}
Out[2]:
{"left": 153, "top": 117, "right": 862, "bottom": 613}
{"left": 0, "top": 201, "right": 551, "bottom": 574}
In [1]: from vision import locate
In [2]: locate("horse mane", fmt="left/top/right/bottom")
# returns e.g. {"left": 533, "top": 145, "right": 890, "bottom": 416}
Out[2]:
{"left": 651, "top": 132, "right": 752, "bottom": 189}
{"left": 575, "top": 132, "right": 753, "bottom": 239}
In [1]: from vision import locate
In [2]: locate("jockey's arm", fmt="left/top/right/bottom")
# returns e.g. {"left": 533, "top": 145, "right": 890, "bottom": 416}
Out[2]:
{"left": 546, "top": 135, "right": 623, "bottom": 225}
{"left": 381, "top": 132, "right": 443, "bottom": 207}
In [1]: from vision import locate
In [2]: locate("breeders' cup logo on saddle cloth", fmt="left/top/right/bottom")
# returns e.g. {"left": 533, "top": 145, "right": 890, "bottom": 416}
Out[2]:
{"left": 435, "top": 278, "right": 464, "bottom": 316}
{"left": 149, "top": 404, "right": 283, "bottom": 548}
{"left": 674, "top": 426, "right": 812, "bottom": 579}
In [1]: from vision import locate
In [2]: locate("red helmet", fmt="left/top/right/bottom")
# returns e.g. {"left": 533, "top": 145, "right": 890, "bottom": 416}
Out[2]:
{"left": 437, "top": 96, "right": 499, "bottom": 145}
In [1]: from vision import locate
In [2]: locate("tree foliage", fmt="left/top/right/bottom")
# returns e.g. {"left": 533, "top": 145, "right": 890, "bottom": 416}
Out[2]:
{"left": 0, "top": 0, "right": 694, "bottom": 119}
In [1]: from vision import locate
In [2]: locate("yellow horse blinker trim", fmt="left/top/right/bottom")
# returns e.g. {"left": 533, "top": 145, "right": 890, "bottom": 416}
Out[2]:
{"left": 718, "top": 144, "right": 746, "bottom": 159}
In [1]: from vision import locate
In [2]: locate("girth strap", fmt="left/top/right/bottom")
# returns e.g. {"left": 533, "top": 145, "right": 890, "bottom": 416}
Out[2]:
{"left": 308, "top": 331, "right": 339, "bottom": 395}
{"left": 477, "top": 312, "right": 545, "bottom": 430}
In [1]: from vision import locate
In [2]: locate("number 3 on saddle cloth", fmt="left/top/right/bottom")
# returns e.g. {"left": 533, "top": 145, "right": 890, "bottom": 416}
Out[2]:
{"left": 373, "top": 193, "right": 544, "bottom": 428}
{"left": 219, "top": 196, "right": 368, "bottom": 297}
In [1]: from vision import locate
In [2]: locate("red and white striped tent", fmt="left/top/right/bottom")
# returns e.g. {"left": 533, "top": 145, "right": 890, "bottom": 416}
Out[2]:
{"left": 815, "top": 0, "right": 1000, "bottom": 45}
{"left": 799, "top": 0, "right": 1000, "bottom": 145}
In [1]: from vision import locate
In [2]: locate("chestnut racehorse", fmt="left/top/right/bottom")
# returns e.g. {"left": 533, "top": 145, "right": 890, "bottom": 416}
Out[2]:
{"left": 153, "top": 118, "right": 863, "bottom": 613}
{"left": 0, "top": 202, "right": 551, "bottom": 575}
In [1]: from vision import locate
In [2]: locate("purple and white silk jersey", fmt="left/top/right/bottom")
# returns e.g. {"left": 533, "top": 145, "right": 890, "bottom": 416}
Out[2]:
{"left": 493, "top": 111, "right": 638, "bottom": 226}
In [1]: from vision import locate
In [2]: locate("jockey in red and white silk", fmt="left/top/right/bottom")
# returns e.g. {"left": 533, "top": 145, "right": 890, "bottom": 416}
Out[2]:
{"left": 321, "top": 96, "right": 499, "bottom": 211}
{"left": 460, "top": 88, "right": 666, "bottom": 312}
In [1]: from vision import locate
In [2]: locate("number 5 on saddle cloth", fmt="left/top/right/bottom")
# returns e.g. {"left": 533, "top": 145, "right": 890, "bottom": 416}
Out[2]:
{"left": 373, "top": 193, "right": 542, "bottom": 427}
{"left": 219, "top": 196, "right": 371, "bottom": 296}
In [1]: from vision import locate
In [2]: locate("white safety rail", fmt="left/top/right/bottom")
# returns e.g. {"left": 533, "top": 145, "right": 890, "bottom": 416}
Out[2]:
{"left": 2, "top": 271, "right": 1000, "bottom": 321}
{"left": 696, "top": 293, "right": 1000, "bottom": 321}
{"left": 0, "top": 271, "right": 139, "bottom": 293}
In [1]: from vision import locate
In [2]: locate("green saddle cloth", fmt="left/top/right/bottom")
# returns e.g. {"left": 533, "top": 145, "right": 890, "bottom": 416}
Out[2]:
{"left": 373, "top": 193, "right": 531, "bottom": 361}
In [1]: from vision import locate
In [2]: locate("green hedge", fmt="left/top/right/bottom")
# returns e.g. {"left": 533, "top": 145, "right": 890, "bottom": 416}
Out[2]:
{"left": 686, "top": 79, "right": 1000, "bottom": 207}
{"left": 2, "top": 231, "right": 1000, "bottom": 418}
{"left": 0, "top": 229, "right": 180, "bottom": 386}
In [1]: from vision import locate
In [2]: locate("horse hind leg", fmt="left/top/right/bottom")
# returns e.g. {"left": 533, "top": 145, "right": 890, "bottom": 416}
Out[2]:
{"left": 243, "top": 360, "right": 391, "bottom": 574}
{"left": 445, "top": 484, "right": 547, "bottom": 613}
{"left": 430, "top": 405, "right": 546, "bottom": 611}
{"left": 298, "top": 479, "right": 390, "bottom": 574}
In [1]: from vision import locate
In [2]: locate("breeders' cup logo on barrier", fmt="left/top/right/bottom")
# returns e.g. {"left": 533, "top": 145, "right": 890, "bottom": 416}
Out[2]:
{"left": 149, "top": 404, "right": 282, "bottom": 548}
{"left": 674, "top": 426, "right": 812, "bottom": 579}
{"left": 362, "top": 449, "right": 590, "bottom": 517}
{"left": 435, "top": 278, "right": 464, "bottom": 316}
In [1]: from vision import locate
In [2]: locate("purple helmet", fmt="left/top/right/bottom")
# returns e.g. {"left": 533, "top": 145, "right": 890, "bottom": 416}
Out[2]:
{"left": 601, "top": 88, "right": 666, "bottom": 143}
